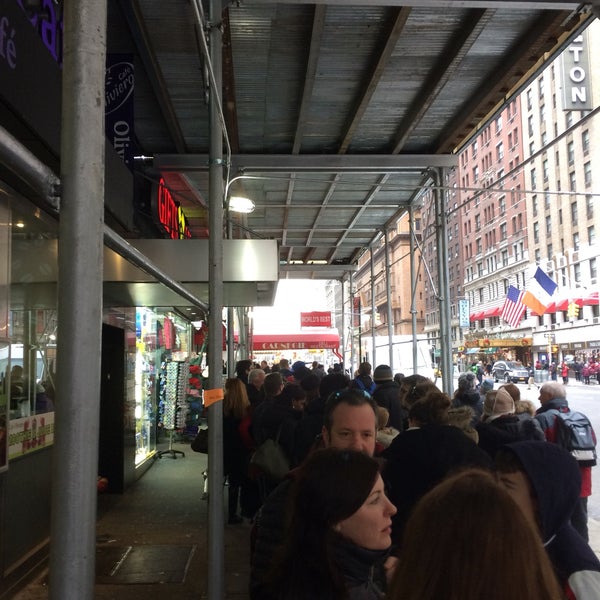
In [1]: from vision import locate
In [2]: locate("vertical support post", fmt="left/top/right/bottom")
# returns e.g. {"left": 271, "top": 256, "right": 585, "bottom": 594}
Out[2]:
{"left": 434, "top": 168, "right": 453, "bottom": 395}
{"left": 226, "top": 221, "right": 235, "bottom": 376}
{"left": 370, "top": 248, "right": 376, "bottom": 365}
{"left": 49, "top": 2, "right": 107, "bottom": 598}
{"left": 349, "top": 272, "right": 357, "bottom": 372}
{"left": 384, "top": 229, "right": 394, "bottom": 368}
{"left": 409, "top": 206, "right": 418, "bottom": 373}
{"left": 341, "top": 277, "right": 347, "bottom": 368}
{"left": 207, "top": 0, "right": 225, "bottom": 596}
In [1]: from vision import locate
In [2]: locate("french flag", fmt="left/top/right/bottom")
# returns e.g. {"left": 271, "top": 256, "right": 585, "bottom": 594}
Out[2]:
{"left": 522, "top": 267, "right": 558, "bottom": 315}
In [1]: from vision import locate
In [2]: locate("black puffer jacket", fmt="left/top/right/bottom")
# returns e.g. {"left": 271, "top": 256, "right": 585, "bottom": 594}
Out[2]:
{"left": 452, "top": 390, "right": 483, "bottom": 425}
{"left": 373, "top": 381, "right": 406, "bottom": 431}
{"left": 476, "top": 415, "right": 545, "bottom": 459}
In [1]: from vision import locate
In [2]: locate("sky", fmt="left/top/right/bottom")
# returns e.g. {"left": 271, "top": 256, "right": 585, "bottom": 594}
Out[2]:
{"left": 251, "top": 279, "right": 331, "bottom": 334}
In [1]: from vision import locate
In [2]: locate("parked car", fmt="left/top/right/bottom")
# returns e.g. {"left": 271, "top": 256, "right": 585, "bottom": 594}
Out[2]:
{"left": 492, "top": 360, "right": 530, "bottom": 383}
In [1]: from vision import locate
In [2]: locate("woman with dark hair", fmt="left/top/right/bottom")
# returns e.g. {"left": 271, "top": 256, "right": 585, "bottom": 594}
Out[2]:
{"left": 266, "top": 448, "right": 396, "bottom": 599}
{"left": 388, "top": 469, "right": 563, "bottom": 600}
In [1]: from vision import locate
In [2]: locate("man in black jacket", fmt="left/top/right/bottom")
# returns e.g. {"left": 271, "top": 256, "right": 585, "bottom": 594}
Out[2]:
{"left": 372, "top": 364, "right": 406, "bottom": 431}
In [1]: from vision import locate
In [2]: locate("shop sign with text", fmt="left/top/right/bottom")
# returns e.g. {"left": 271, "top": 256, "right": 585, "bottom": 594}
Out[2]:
{"left": 301, "top": 311, "right": 332, "bottom": 327}
{"left": 151, "top": 178, "right": 191, "bottom": 239}
{"left": 8, "top": 412, "right": 54, "bottom": 460}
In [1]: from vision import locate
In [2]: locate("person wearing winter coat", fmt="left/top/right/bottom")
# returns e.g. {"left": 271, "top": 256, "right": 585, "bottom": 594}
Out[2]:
{"left": 496, "top": 441, "right": 600, "bottom": 599}
{"left": 222, "top": 378, "right": 254, "bottom": 524}
{"left": 382, "top": 388, "right": 492, "bottom": 546}
{"left": 372, "top": 365, "right": 406, "bottom": 431}
{"left": 475, "top": 388, "right": 545, "bottom": 459}
{"left": 264, "top": 448, "right": 396, "bottom": 600}
{"left": 535, "top": 381, "right": 596, "bottom": 541}
{"left": 350, "top": 362, "right": 377, "bottom": 394}
{"left": 452, "top": 371, "right": 483, "bottom": 425}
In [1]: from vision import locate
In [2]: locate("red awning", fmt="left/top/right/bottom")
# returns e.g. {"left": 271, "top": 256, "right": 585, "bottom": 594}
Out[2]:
{"left": 470, "top": 312, "right": 484, "bottom": 321}
{"left": 582, "top": 291, "right": 599, "bottom": 306}
{"left": 253, "top": 332, "right": 340, "bottom": 351}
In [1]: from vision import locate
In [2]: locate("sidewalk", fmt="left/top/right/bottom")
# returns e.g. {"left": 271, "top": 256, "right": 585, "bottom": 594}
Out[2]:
{"left": 12, "top": 441, "right": 252, "bottom": 600}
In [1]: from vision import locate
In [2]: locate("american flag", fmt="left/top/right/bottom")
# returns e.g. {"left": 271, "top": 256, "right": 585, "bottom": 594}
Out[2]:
{"left": 501, "top": 285, "right": 527, "bottom": 328}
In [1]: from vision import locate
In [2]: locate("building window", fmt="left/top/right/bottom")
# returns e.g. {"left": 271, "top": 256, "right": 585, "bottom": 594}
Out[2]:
{"left": 582, "top": 130, "right": 590, "bottom": 155}
{"left": 473, "top": 166, "right": 479, "bottom": 182}
{"left": 589, "top": 226, "right": 595, "bottom": 245}
{"left": 546, "top": 216, "right": 552, "bottom": 236}
{"left": 567, "top": 141, "right": 574, "bottom": 164}
{"left": 533, "top": 222, "right": 539, "bottom": 244}
{"left": 500, "top": 223, "right": 507, "bottom": 240}
{"left": 472, "top": 140, "right": 478, "bottom": 158}
{"left": 566, "top": 111, "right": 573, "bottom": 128}
{"left": 543, "top": 159, "right": 549, "bottom": 182}
{"left": 502, "top": 249, "right": 509, "bottom": 266}
{"left": 532, "top": 194, "right": 538, "bottom": 217}
{"left": 587, "top": 195, "right": 594, "bottom": 219}
{"left": 530, "top": 169, "right": 537, "bottom": 189}
{"left": 498, "top": 196, "right": 506, "bottom": 215}
{"left": 573, "top": 232, "right": 579, "bottom": 251}
{"left": 526, "top": 88, "right": 533, "bottom": 110}
{"left": 495, "top": 115, "right": 502, "bottom": 134}
{"left": 590, "top": 258, "right": 597, "bottom": 283}
{"left": 571, "top": 201, "right": 578, "bottom": 223}
{"left": 584, "top": 162, "right": 592, "bottom": 187}
{"left": 547, "top": 244, "right": 553, "bottom": 260}
{"left": 569, "top": 171, "right": 576, "bottom": 192}
{"left": 544, "top": 192, "right": 551, "bottom": 210}
{"left": 528, "top": 116, "right": 534, "bottom": 138}
{"left": 496, "top": 142, "right": 504, "bottom": 161}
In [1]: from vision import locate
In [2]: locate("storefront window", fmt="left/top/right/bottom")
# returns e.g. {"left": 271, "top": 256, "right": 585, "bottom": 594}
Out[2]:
{"left": 135, "top": 308, "right": 191, "bottom": 464}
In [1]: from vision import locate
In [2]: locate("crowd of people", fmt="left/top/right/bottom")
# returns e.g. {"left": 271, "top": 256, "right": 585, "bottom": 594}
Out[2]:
{"left": 213, "top": 357, "right": 600, "bottom": 599}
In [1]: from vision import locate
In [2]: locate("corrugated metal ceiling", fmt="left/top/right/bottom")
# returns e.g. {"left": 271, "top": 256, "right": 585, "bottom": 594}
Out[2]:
{"left": 110, "top": 0, "right": 595, "bottom": 279}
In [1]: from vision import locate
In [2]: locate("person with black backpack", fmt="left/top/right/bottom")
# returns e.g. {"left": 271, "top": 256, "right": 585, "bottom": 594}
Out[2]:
{"left": 535, "top": 382, "right": 597, "bottom": 541}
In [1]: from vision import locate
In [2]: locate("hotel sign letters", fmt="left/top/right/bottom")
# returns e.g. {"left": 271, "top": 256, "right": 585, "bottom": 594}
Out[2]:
{"left": 561, "top": 32, "right": 592, "bottom": 111}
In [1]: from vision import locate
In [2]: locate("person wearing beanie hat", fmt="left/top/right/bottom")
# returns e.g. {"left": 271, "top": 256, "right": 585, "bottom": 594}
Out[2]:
{"left": 476, "top": 389, "right": 545, "bottom": 459}
{"left": 372, "top": 365, "right": 406, "bottom": 431}
{"left": 373, "top": 364, "right": 394, "bottom": 382}
{"left": 453, "top": 372, "right": 483, "bottom": 425}
{"left": 478, "top": 378, "right": 494, "bottom": 403}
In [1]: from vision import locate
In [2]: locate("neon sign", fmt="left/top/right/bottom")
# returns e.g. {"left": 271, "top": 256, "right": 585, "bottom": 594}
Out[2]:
{"left": 156, "top": 178, "right": 191, "bottom": 239}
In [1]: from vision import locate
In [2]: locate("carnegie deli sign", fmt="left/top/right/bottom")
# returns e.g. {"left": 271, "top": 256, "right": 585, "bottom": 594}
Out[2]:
{"left": 464, "top": 338, "right": 533, "bottom": 348}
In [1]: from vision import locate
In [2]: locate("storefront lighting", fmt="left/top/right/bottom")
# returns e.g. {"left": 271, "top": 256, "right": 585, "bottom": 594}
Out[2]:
{"left": 229, "top": 196, "right": 255, "bottom": 214}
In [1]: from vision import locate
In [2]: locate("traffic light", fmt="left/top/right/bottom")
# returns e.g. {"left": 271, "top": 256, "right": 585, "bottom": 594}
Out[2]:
{"left": 567, "top": 302, "right": 580, "bottom": 319}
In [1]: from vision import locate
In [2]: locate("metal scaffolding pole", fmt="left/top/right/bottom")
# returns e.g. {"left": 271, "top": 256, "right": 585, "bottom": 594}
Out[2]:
{"left": 384, "top": 229, "right": 394, "bottom": 368}
{"left": 341, "top": 277, "right": 347, "bottom": 368}
{"left": 349, "top": 272, "right": 356, "bottom": 372}
{"left": 434, "top": 168, "right": 453, "bottom": 395}
{"left": 49, "top": 2, "right": 107, "bottom": 598}
{"left": 409, "top": 205, "right": 418, "bottom": 373}
{"left": 370, "top": 248, "right": 376, "bottom": 364}
{"left": 207, "top": 0, "right": 225, "bottom": 595}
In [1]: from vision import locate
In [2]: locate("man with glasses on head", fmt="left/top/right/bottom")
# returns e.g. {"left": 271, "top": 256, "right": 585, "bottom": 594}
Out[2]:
{"left": 249, "top": 387, "right": 379, "bottom": 599}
